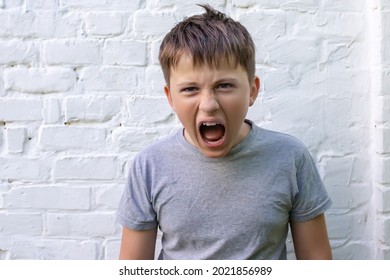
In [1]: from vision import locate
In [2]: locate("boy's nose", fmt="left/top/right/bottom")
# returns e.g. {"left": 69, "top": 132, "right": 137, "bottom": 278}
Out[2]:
{"left": 199, "top": 91, "right": 219, "bottom": 113}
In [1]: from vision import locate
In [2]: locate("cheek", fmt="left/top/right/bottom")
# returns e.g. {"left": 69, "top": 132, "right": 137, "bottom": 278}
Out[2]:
{"left": 174, "top": 102, "right": 195, "bottom": 125}
{"left": 224, "top": 96, "right": 249, "bottom": 116}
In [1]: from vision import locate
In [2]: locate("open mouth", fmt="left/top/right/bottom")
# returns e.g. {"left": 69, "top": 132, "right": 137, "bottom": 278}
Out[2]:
{"left": 199, "top": 122, "right": 226, "bottom": 144}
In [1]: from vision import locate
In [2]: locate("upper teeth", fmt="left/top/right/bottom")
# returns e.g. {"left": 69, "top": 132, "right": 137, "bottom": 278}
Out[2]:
{"left": 202, "top": 122, "right": 218, "bottom": 126}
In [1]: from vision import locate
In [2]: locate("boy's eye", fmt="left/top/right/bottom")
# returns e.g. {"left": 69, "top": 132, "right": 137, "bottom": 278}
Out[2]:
{"left": 216, "top": 83, "right": 233, "bottom": 90}
{"left": 181, "top": 87, "right": 198, "bottom": 93}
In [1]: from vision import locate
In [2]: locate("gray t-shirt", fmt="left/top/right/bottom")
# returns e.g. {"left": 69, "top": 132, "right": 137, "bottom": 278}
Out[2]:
{"left": 117, "top": 121, "right": 332, "bottom": 259}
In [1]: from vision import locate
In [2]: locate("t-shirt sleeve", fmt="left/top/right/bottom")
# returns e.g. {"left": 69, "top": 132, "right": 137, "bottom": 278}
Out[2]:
{"left": 116, "top": 156, "right": 158, "bottom": 230}
{"left": 289, "top": 148, "right": 332, "bottom": 222}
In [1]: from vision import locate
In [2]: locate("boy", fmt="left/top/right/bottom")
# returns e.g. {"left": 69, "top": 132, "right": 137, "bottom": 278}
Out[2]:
{"left": 117, "top": 5, "right": 332, "bottom": 260}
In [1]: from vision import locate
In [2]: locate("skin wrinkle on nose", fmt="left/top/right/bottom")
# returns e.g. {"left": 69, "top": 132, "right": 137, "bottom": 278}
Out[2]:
{"left": 199, "top": 91, "right": 219, "bottom": 114}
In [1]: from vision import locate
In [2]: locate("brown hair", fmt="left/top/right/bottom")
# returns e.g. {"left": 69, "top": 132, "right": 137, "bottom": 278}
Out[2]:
{"left": 158, "top": 4, "right": 256, "bottom": 85}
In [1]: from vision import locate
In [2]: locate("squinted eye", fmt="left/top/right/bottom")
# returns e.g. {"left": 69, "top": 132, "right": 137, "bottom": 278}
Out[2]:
{"left": 181, "top": 87, "right": 198, "bottom": 93}
{"left": 217, "top": 83, "right": 233, "bottom": 89}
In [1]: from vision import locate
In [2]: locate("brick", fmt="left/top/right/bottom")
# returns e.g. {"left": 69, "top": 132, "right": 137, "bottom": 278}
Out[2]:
{"left": 349, "top": 156, "right": 371, "bottom": 184}
{"left": 284, "top": 12, "right": 364, "bottom": 39}
{"left": 85, "top": 12, "right": 126, "bottom": 36}
{"left": 0, "top": 183, "right": 10, "bottom": 193}
{"left": 240, "top": 0, "right": 288, "bottom": 9}
{"left": 103, "top": 40, "right": 147, "bottom": 66}
{"left": 6, "top": 127, "right": 26, "bottom": 154}
{"left": 59, "top": 0, "right": 141, "bottom": 10}
{"left": 0, "top": 128, "right": 3, "bottom": 153}
{"left": 375, "top": 128, "right": 390, "bottom": 154}
{"left": 321, "top": 0, "right": 366, "bottom": 12}
{"left": 133, "top": 10, "right": 177, "bottom": 38}
{"left": 325, "top": 69, "right": 371, "bottom": 97}
{"left": 0, "top": 157, "right": 51, "bottom": 181}
{"left": 4, "top": 67, "right": 76, "bottom": 93}
{"left": 0, "top": 98, "right": 43, "bottom": 122}
{"left": 375, "top": 185, "right": 390, "bottom": 213}
{"left": 95, "top": 185, "right": 123, "bottom": 209}
{"left": 265, "top": 39, "right": 319, "bottom": 67}
{"left": 144, "top": 66, "right": 165, "bottom": 96}
{"left": 79, "top": 66, "right": 141, "bottom": 91}
{"left": 46, "top": 212, "right": 119, "bottom": 237}
{"left": 382, "top": 12, "right": 390, "bottom": 39}
{"left": 155, "top": 236, "right": 162, "bottom": 259}
{"left": 39, "top": 126, "right": 107, "bottom": 151}
{"left": 0, "top": 40, "right": 36, "bottom": 65}
{"left": 383, "top": 38, "right": 390, "bottom": 66}
{"left": 374, "top": 96, "right": 390, "bottom": 122}
{"left": 65, "top": 96, "right": 121, "bottom": 122}
{"left": 280, "top": 0, "right": 317, "bottom": 13}
{"left": 0, "top": 249, "right": 8, "bottom": 260}
{"left": 0, "top": 73, "right": 5, "bottom": 97}
{"left": 238, "top": 11, "right": 286, "bottom": 40}
{"left": 323, "top": 13, "right": 365, "bottom": 38}
{"left": 232, "top": 0, "right": 260, "bottom": 8}
{"left": 126, "top": 97, "right": 174, "bottom": 125}
{"left": 327, "top": 185, "right": 372, "bottom": 209}
{"left": 381, "top": 70, "right": 390, "bottom": 96}
{"left": 0, "top": 11, "right": 55, "bottom": 38}
{"left": 377, "top": 217, "right": 390, "bottom": 245}
{"left": 104, "top": 239, "right": 120, "bottom": 260}
{"left": 150, "top": 39, "right": 162, "bottom": 65}
{"left": 324, "top": 41, "right": 367, "bottom": 70}
{"left": 6, "top": 239, "right": 98, "bottom": 259}
{"left": 376, "top": 157, "right": 390, "bottom": 184}
{"left": 326, "top": 213, "right": 368, "bottom": 240}
{"left": 2, "top": 0, "right": 23, "bottom": 8}
{"left": 44, "top": 39, "right": 100, "bottom": 65}
{"left": 332, "top": 242, "right": 372, "bottom": 260}
{"left": 43, "top": 98, "right": 62, "bottom": 124}
{"left": 322, "top": 157, "right": 354, "bottom": 187}
{"left": 111, "top": 127, "right": 161, "bottom": 152}
{"left": 375, "top": 246, "right": 390, "bottom": 260}
{"left": 383, "top": 0, "right": 390, "bottom": 10}
{"left": 149, "top": 0, "right": 224, "bottom": 11}
{"left": 53, "top": 11, "right": 81, "bottom": 38}
{"left": 0, "top": 213, "right": 42, "bottom": 236}
{"left": 60, "top": 0, "right": 106, "bottom": 7}
{"left": 26, "top": 0, "right": 58, "bottom": 10}
{"left": 171, "top": 0, "right": 226, "bottom": 16}
{"left": 53, "top": 157, "right": 117, "bottom": 180}
{"left": 2, "top": 186, "right": 90, "bottom": 210}
{"left": 321, "top": 127, "right": 366, "bottom": 156}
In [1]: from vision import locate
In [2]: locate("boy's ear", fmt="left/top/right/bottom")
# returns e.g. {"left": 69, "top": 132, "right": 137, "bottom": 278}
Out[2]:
{"left": 164, "top": 85, "right": 175, "bottom": 111}
{"left": 249, "top": 76, "right": 260, "bottom": 106}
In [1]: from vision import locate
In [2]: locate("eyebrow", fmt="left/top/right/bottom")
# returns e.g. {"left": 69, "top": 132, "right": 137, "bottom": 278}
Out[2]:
{"left": 175, "top": 82, "right": 198, "bottom": 89}
{"left": 214, "top": 78, "right": 240, "bottom": 84}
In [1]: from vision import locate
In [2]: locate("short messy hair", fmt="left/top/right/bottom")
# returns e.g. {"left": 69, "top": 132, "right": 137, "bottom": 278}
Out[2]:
{"left": 159, "top": 4, "right": 256, "bottom": 85}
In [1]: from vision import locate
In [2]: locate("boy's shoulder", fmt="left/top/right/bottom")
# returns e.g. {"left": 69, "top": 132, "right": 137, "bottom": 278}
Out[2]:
{"left": 250, "top": 124, "right": 314, "bottom": 165}
{"left": 132, "top": 128, "right": 181, "bottom": 161}
{"left": 253, "top": 124, "right": 308, "bottom": 152}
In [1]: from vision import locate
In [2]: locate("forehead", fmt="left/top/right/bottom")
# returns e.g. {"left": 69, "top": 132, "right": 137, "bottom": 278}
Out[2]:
{"left": 169, "top": 54, "right": 249, "bottom": 86}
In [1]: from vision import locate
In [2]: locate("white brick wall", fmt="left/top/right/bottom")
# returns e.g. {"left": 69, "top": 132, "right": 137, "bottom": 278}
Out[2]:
{"left": 372, "top": 0, "right": 390, "bottom": 260}
{"left": 0, "top": 0, "right": 389, "bottom": 260}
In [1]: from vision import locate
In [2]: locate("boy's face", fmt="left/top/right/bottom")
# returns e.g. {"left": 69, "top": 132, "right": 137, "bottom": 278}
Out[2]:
{"left": 164, "top": 55, "right": 260, "bottom": 158}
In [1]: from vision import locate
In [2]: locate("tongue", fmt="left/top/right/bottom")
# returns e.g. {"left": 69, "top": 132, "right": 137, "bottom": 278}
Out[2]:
{"left": 202, "top": 125, "right": 224, "bottom": 141}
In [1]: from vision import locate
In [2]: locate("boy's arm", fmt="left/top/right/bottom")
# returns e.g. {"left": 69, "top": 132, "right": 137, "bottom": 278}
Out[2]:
{"left": 119, "top": 226, "right": 158, "bottom": 260}
{"left": 290, "top": 214, "right": 332, "bottom": 260}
